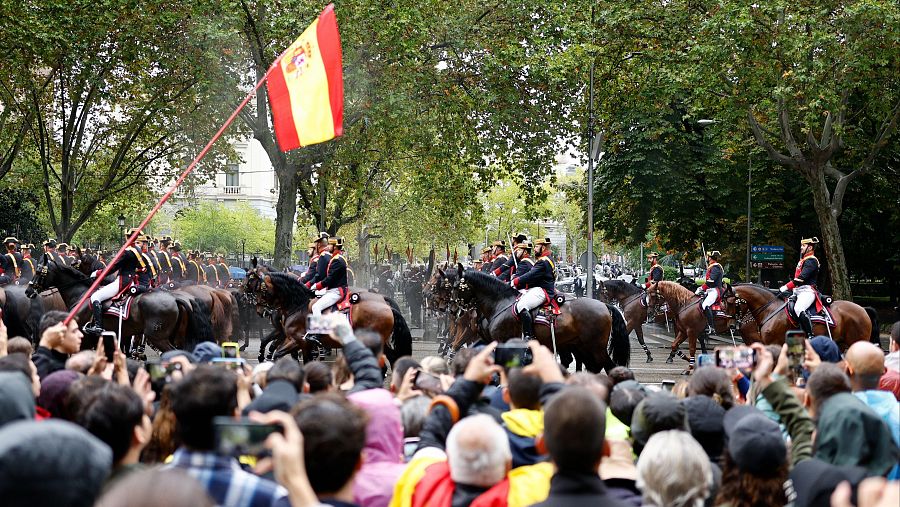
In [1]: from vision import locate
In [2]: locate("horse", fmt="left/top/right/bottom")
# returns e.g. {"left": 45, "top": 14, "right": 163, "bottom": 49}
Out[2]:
{"left": 647, "top": 281, "right": 732, "bottom": 372}
{"left": 26, "top": 253, "right": 211, "bottom": 353}
{"left": 441, "top": 265, "right": 630, "bottom": 373}
{"left": 732, "top": 284, "right": 877, "bottom": 349}
{"left": 599, "top": 280, "right": 655, "bottom": 362}
{"left": 251, "top": 272, "right": 410, "bottom": 366}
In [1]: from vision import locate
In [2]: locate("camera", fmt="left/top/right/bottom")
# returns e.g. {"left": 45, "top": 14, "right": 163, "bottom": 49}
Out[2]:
{"left": 714, "top": 346, "right": 757, "bottom": 369}
{"left": 493, "top": 339, "right": 533, "bottom": 369}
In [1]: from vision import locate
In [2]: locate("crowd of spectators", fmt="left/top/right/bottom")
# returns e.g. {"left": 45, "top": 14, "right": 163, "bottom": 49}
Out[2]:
{"left": 0, "top": 310, "right": 898, "bottom": 507}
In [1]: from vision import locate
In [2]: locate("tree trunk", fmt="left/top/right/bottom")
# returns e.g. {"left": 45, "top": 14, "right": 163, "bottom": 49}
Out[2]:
{"left": 274, "top": 167, "right": 299, "bottom": 269}
{"left": 806, "top": 167, "right": 852, "bottom": 299}
{"left": 356, "top": 224, "right": 371, "bottom": 288}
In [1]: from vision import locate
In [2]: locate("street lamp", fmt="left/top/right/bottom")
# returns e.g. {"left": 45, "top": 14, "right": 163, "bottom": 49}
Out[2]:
{"left": 697, "top": 119, "right": 718, "bottom": 126}
{"left": 117, "top": 214, "right": 126, "bottom": 245}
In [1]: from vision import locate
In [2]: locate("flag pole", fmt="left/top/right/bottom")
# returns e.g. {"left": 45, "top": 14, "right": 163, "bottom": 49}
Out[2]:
{"left": 64, "top": 57, "right": 285, "bottom": 326}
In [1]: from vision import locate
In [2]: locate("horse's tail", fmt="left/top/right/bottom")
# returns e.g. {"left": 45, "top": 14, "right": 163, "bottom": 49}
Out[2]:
{"left": 864, "top": 306, "right": 880, "bottom": 346}
{"left": 384, "top": 296, "right": 413, "bottom": 366}
{"left": 183, "top": 297, "right": 213, "bottom": 352}
{"left": 208, "top": 292, "right": 228, "bottom": 342}
{"left": 606, "top": 303, "right": 630, "bottom": 367}
{"left": 228, "top": 291, "right": 242, "bottom": 344}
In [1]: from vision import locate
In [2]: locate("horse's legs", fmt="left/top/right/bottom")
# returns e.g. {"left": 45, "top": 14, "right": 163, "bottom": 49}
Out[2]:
{"left": 683, "top": 330, "right": 697, "bottom": 375}
{"left": 630, "top": 306, "right": 653, "bottom": 362}
{"left": 667, "top": 328, "right": 688, "bottom": 363}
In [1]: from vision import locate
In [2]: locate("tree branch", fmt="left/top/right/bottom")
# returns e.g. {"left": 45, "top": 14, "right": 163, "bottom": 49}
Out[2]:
{"left": 747, "top": 108, "right": 798, "bottom": 168}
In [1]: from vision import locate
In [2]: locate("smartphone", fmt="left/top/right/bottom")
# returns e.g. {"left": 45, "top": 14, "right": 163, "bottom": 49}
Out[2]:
{"left": 493, "top": 343, "right": 533, "bottom": 369}
{"left": 222, "top": 342, "right": 240, "bottom": 359}
{"left": 213, "top": 417, "right": 282, "bottom": 457}
{"left": 211, "top": 357, "right": 247, "bottom": 371}
{"left": 413, "top": 369, "right": 444, "bottom": 395}
{"left": 785, "top": 331, "right": 806, "bottom": 384}
{"left": 101, "top": 331, "right": 117, "bottom": 362}
{"left": 145, "top": 361, "right": 183, "bottom": 383}
{"left": 696, "top": 353, "right": 715, "bottom": 368}
{"left": 715, "top": 346, "right": 757, "bottom": 369}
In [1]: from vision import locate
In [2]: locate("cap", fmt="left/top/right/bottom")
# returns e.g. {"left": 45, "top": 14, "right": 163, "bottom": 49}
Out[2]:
{"left": 316, "top": 232, "right": 329, "bottom": 243}
{"left": 723, "top": 405, "right": 786, "bottom": 476}
{"left": 801, "top": 237, "right": 820, "bottom": 245}
{"left": 490, "top": 240, "right": 506, "bottom": 248}
{"left": 43, "top": 239, "right": 57, "bottom": 248}
{"left": 512, "top": 233, "right": 528, "bottom": 243}
{"left": 809, "top": 335, "right": 841, "bottom": 363}
{"left": 3, "top": 237, "right": 19, "bottom": 245}
{"left": 171, "top": 242, "right": 182, "bottom": 252}
{"left": 160, "top": 349, "right": 196, "bottom": 364}
{"left": 57, "top": 243, "right": 68, "bottom": 250}
{"left": 307, "top": 242, "right": 317, "bottom": 249}
{"left": 647, "top": 252, "right": 659, "bottom": 258}
{"left": 535, "top": 237, "right": 552, "bottom": 246}
{"left": 191, "top": 342, "right": 223, "bottom": 363}
{"left": 67, "top": 244, "right": 77, "bottom": 251}
{"left": 514, "top": 241, "right": 533, "bottom": 251}
{"left": 328, "top": 236, "right": 343, "bottom": 248}
{"left": 708, "top": 250, "right": 721, "bottom": 258}
{"left": 24, "top": 243, "right": 34, "bottom": 250}
{"left": 480, "top": 247, "right": 492, "bottom": 255}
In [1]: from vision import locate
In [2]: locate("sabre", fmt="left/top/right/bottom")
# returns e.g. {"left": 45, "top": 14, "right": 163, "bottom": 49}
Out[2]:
{"left": 506, "top": 233, "right": 518, "bottom": 269}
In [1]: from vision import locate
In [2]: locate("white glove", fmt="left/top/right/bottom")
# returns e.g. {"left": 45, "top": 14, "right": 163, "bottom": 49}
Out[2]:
{"left": 90, "top": 270, "right": 98, "bottom": 279}
{"left": 695, "top": 287, "right": 703, "bottom": 296}
{"left": 778, "top": 285, "right": 789, "bottom": 293}
{"left": 509, "top": 281, "right": 516, "bottom": 288}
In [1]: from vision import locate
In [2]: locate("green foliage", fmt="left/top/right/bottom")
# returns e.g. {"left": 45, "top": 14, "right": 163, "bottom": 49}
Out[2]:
{"left": 173, "top": 202, "right": 274, "bottom": 255}
{"left": 0, "top": 188, "right": 45, "bottom": 243}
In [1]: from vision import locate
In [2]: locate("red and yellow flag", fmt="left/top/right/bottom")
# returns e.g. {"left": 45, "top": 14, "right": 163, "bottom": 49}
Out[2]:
{"left": 268, "top": 4, "right": 343, "bottom": 151}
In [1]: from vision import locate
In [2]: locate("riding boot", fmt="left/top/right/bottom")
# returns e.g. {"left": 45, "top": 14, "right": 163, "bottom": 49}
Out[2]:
{"left": 798, "top": 312, "right": 814, "bottom": 337}
{"left": 85, "top": 301, "right": 104, "bottom": 334}
{"left": 518, "top": 310, "right": 534, "bottom": 340}
{"left": 704, "top": 307, "right": 717, "bottom": 335}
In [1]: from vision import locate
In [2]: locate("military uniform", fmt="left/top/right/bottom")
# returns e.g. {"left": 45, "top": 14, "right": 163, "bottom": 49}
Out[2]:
{"left": 310, "top": 236, "right": 348, "bottom": 316}
{"left": 169, "top": 243, "right": 187, "bottom": 282}
{"left": 489, "top": 240, "right": 511, "bottom": 282}
{"left": 299, "top": 242, "right": 320, "bottom": 286}
{"left": 156, "top": 236, "right": 175, "bottom": 284}
{"left": 479, "top": 247, "right": 493, "bottom": 274}
{"left": 42, "top": 239, "right": 66, "bottom": 266}
{"left": 185, "top": 251, "right": 205, "bottom": 285}
{"left": 86, "top": 232, "right": 150, "bottom": 334}
{"left": 492, "top": 233, "right": 529, "bottom": 282}
{"left": 511, "top": 238, "right": 556, "bottom": 339}
{"left": 780, "top": 237, "right": 821, "bottom": 336}
{"left": 696, "top": 251, "right": 724, "bottom": 334}
{"left": 216, "top": 255, "right": 231, "bottom": 286}
{"left": 644, "top": 253, "right": 664, "bottom": 289}
{"left": 305, "top": 232, "right": 332, "bottom": 289}
{"left": 203, "top": 254, "right": 220, "bottom": 288}
{"left": 20, "top": 244, "right": 36, "bottom": 281}
{"left": 0, "top": 237, "right": 24, "bottom": 285}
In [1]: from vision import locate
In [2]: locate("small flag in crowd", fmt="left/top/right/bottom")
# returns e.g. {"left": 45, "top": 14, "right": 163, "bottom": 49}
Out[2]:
{"left": 268, "top": 4, "right": 343, "bottom": 151}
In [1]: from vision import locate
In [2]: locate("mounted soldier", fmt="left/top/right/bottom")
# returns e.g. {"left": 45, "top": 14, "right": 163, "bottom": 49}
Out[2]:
{"left": 0, "top": 237, "right": 24, "bottom": 285}
{"left": 695, "top": 250, "right": 724, "bottom": 335}
{"left": 489, "top": 240, "right": 509, "bottom": 281}
{"left": 642, "top": 252, "right": 664, "bottom": 305}
{"left": 310, "top": 236, "right": 347, "bottom": 318}
{"left": 215, "top": 253, "right": 231, "bottom": 286}
{"left": 511, "top": 240, "right": 535, "bottom": 285}
{"left": 779, "top": 237, "right": 821, "bottom": 337}
{"left": 299, "top": 241, "right": 319, "bottom": 286}
{"left": 510, "top": 237, "right": 556, "bottom": 340}
{"left": 20, "top": 243, "right": 36, "bottom": 281}
{"left": 203, "top": 252, "right": 220, "bottom": 288}
{"left": 56, "top": 243, "right": 71, "bottom": 266}
{"left": 492, "top": 232, "right": 528, "bottom": 282}
{"left": 67, "top": 244, "right": 79, "bottom": 266}
{"left": 85, "top": 231, "right": 151, "bottom": 334}
{"left": 185, "top": 250, "right": 206, "bottom": 285}
{"left": 43, "top": 239, "right": 66, "bottom": 265}
{"left": 305, "top": 232, "right": 331, "bottom": 289}
{"left": 169, "top": 242, "right": 187, "bottom": 283}
{"left": 156, "top": 236, "right": 175, "bottom": 285}
{"left": 144, "top": 238, "right": 162, "bottom": 285}
{"left": 479, "top": 247, "right": 493, "bottom": 274}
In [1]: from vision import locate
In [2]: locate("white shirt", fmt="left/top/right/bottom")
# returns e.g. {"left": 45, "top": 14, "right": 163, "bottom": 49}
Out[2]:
{"left": 886, "top": 350, "right": 900, "bottom": 372}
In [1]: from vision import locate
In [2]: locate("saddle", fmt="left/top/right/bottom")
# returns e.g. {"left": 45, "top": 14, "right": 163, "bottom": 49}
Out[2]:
{"left": 318, "top": 290, "right": 358, "bottom": 316}
{"left": 695, "top": 285, "right": 728, "bottom": 316}
{"left": 104, "top": 295, "right": 137, "bottom": 320}
{"left": 513, "top": 292, "right": 565, "bottom": 327}
{"left": 785, "top": 292, "right": 835, "bottom": 328}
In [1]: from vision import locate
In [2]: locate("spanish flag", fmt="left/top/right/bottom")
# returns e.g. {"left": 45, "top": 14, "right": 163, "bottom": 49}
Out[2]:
{"left": 268, "top": 4, "right": 343, "bottom": 151}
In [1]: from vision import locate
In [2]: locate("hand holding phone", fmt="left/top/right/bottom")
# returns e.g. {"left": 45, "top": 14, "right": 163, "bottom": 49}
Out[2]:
{"left": 715, "top": 346, "right": 757, "bottom": 369}
{"left": 100, "top": 331, "right": 117, "bottom": 363}
{"left": 785, "top": 331, "right": 807, "bottom": 385}
{"left": 413, "top": 369, "right": 444, "bottom": 395}
{"left": 214, "top": 417, "right": 283, "bottom": 457}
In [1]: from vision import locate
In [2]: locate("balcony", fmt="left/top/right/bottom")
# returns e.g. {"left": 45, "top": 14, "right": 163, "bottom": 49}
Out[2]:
{"left": 224, "top": 185, "right": 241, "bottom": 194}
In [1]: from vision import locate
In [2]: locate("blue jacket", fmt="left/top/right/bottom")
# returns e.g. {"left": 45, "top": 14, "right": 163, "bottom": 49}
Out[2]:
{"left": 513, "top": 256, "right": 556, "bottom": 293}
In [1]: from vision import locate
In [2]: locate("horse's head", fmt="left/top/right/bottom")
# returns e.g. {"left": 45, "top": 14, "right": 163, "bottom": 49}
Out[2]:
{"left": 645, "top": 280, "right": 662, "bottom": 306}
{"left": 424, "top": 266, "right": 455, "bottom": 312}
{"left": 450, "top": 263, "right": 475, "bottom": 304}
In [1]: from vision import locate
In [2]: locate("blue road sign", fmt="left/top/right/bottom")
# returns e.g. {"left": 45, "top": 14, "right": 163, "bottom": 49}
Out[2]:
{"left": 751, "top": 245, "right": 784, "bottom": 253}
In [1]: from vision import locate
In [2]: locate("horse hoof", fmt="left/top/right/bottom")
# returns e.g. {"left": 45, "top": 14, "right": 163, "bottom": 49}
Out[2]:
{"left": 665, "top": 357, "right": 674, "bottom": 364}
{"left": 257, "top": 354, "right": 265, "bottom": 363}
{"left": 646, "top": 356, "right": 653, "bottom": 363}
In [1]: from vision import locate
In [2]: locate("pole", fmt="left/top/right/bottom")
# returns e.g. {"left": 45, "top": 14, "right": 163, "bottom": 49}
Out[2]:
{"left": 63, "top": 53, "right": 286, "bottom": 325}
{"left": 746, "top": 155, "right": 752, "bottom": 282}
{"left": 586, "top": 7, "right": 596, "bottom": 300}
{"left": 319, "top": 171, "right": 326, "bottom": 232}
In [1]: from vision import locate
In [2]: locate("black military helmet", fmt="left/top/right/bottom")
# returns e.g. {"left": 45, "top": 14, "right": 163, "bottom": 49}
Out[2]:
{"left": 3, "top": 237, "right": 19, "bottom": 247}
{"left": 171, "top": 242, "right": 182, "bottom": 252}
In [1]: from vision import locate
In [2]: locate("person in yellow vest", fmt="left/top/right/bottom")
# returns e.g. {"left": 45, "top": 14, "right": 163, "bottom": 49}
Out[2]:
{"left": 86, "top": 232, "right": 149, "bottom": 334}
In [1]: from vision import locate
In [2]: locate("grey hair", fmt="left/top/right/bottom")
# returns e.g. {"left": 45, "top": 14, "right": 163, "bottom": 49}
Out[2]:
{"left": 446, "top": 414, "right": 511, "bottom": 487}
{"left": 636, "top": 430, "right": 712, "bottom": 507}
{"left": 420, "top": 355, "right": 450, "bottom": 376}
{"left": 400, "top": 395, "right": 431, "bottom": 439}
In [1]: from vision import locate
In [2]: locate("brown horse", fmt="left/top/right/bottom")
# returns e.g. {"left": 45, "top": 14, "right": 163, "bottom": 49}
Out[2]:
{"left": 647, "top": 281, "right": 733, "bottom": 371}
{"left": 599, "top": 280, "right": 655, "bottom": 362}
{"left": 253, "top": 272, "right": 411, "bottom": 365}
{"left": 732, "top": 284, "right": 877, "bottom": 349}
{"left": 443, "top": 266, "right": 630, "bottom": 373}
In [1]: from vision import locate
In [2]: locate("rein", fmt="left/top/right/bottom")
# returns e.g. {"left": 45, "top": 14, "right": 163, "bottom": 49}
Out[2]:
{"left": 745, "top": 294, "right": 786, "bottom": 327}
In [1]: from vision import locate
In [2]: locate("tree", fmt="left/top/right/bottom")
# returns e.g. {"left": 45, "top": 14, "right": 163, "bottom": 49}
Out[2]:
{"left": 0, "top": 189, "right": 45, "bottom": 243}
{"left": 173, "top": 202, "right": 275, "bottom": 256}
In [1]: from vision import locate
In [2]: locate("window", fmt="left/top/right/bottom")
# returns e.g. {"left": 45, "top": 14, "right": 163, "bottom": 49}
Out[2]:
{"left": 225, "top": 165, "right": 239, "bottom": 187}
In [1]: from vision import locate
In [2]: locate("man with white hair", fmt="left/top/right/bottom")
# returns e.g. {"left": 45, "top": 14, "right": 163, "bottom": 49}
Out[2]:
{"left": 389, "top": 343, "right": 554, "bottom": 507}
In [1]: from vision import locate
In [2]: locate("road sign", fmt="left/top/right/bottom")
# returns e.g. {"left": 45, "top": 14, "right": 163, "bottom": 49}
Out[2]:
{"left": 751, "top": 261, "right": 784, "bottom": 270}
{"left": 751, "top": 245, "right": 784, "bottom": 253}
{"left": 751, "top": 253, "right": 783, "bottom": 261}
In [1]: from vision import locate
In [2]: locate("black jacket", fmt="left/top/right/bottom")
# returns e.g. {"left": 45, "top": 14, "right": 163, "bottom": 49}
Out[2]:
{"left": 32, "top": 346, "right": 68, "bottom": 381}
{"left": 703, "top": 263, "right": 723, "bottom": 290}
{"left": 531, "top": 471, "right": 631, "bottom": 507}
{"left": 108, "top": 247, "right": 144, "bottom": 278}
{"left": 242, "top": 380, "right": 300, "bottom": 415}
{"left": 514, "top": 256, "right": 556, "bottom": 293}
{"left": 316, "top": 254, "right": 348, "bottom": 290}
{"left": 793, "top": 256, "right": 819, "bottom": 287}
{"left": 345, "top": 340, "right": 383, "bottom": 394}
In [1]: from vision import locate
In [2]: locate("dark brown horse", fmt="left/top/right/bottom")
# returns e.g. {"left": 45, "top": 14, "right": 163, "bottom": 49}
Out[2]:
{"left": 26, "top": 253, "right": 211, "bottom": 353}
{"left": 443, "top": 266, "right": 630, "bottom": 373}
{"left": 733, "top": 284, "right": 877, "bottom": 349}
{"left": 647, "top": 281, "right": 723, "bottom": 371}
{"left": 250, "top": 271, "right": 412, "bottom": 365}
{"left": 599, "top": 280, "right": 655, "bottom": 362}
